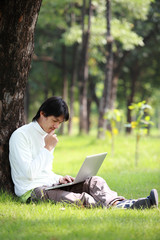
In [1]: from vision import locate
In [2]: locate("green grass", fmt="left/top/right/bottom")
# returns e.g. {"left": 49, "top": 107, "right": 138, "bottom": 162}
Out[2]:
{"left": 0, "top": 131, "right": 160, "bottom": 240}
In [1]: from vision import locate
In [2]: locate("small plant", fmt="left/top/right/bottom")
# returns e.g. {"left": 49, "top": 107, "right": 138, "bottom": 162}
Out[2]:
{"left": 127, "top": 100, "right": 153, "bottom": 166}
{"left": 104, "top": 109, "right": 123, "bottom": 156}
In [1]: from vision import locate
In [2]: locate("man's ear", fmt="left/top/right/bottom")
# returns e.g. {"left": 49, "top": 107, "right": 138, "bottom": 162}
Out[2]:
{"left": 40, "top": 111, "right": 46, "bottom": 117}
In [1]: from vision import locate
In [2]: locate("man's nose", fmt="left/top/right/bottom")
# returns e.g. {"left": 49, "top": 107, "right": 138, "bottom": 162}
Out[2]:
{"left": 54, "top": 122, "right": 60, "bottom": 129}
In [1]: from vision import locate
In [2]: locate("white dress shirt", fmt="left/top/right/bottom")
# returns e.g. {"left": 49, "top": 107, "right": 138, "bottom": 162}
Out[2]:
{"left": 9, "top": 121, "right": 62, "bottom": 197}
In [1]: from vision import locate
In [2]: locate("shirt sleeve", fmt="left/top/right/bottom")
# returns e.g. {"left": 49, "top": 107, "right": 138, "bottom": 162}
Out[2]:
{"left": 9, "top": 131, "right": 61, "bottom": 182}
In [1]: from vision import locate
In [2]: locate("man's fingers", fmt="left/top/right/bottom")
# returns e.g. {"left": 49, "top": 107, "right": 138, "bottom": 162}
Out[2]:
{"left": 49, "top": 131, "right": 57, "bottom": 139}
{"left": 49, "top": 130, "right": 55, "bottom": 135}
{"left": 65, "top": 175, "right": 74, "bottom": 183}
{"left": 62, "top": 175, "right": 72, "bottom": 183}
{"left": 69, "top": 176, "right": 75, "bottom": 182}
{"left": 70, "top": 176, "right": 75, "bottom": 182}
{"left": 59, "top": 175, "right": 75, "bottom": 184}
{"left": 65, "top": 175, "right": 72, "bottom": 183}
{"left": 44, "top": 131, "right": 58, "bottom": 151}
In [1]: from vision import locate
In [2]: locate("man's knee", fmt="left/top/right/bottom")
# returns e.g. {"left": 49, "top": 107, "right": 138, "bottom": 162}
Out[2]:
{"left": 84, "top": 176, "right": 106, "bottom": 190}
{"left": 80, "top": 192, "right": 98, "bottom": 207}
{"left": 90, "top": 176, "right": 106, "bottom": 183}
{"left": 31, "top": 186, "right": 48, "bottom": 202}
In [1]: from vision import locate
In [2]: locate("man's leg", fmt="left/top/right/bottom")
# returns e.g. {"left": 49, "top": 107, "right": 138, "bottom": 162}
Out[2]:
{"left": 30, "top": 176, "right": 125, "bottom": 208}
{"left": 75, "top": 176, "right": 158, "bottom": 209}
{"left": 30, "top": 178, "right": 158, "bottom": 209}
{"left": 82, "top": 176, "right": 125, "bottom": 208}
{"left": 30, "top": 184, "right": 98, "bottom": 207}
{"left": 114, "top": 189, "right": 158, "bottom": 209}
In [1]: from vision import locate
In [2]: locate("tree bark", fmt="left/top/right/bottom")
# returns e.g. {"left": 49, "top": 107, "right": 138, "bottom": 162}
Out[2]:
{"left": 68, "top": 43, "right": 78, "bottom": 135}
{"left": 24, "top": 82, "right": 30, "bottom": 123}
{"left": 126, "top": 63, "right": 140, "bottom": 133}
{"left": 43, "top": 62, "right": 49, "bottom": 100}
{"left": 109, "top": 51, "right": 129, "bottom": 109}
{"left": 33, "top": 54, "right": 62, "bottom": 68}
{"left": 97, "top": 0, "right": 113, "bottom": 138}
{"left": 78, "top": 0, "right": 92, "bottom": 134}
{"left": 59, "top": 44, "right": 68, "bottom": 135}
{"left": 0, "top": 0, "right": 42, "bottom": 193}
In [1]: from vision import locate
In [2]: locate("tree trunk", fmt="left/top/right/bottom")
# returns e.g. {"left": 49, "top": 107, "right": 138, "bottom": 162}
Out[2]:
{"left": 97, "top": 0, "right": 113, "bottom": 138}
{"left": 43, "top": 62, "right": 49, "bottom": 100}
{"left": 0, "top": 0, "right": 42, "bottom": 193}
{"left": 89, "top": 79, "right": 99, "bottom": 109}
{"left": 78, "top": 0, "right": 92, "bottom": 134}
{"left": 87, "top": 77, "right": 100, "bottom": 133}
{"left": 24, "top": 82, "right": 30, "bottom": 123}
{"left": 109, "top": 74, "right": 118, "bottom": 109}
{"left": 59, "top": 44, "right": 68, "bottom": 135}
{"left": 109, "top": 51, "right": 129, "bottom": 109}
{"left": 87, "top": 98, "right": 92, "bottom": 133}
{"left": 68, "top": 43, "right": 78, "bottom": 135}
{"left": 126, "top": 63, "right": 139, "bottom": 133}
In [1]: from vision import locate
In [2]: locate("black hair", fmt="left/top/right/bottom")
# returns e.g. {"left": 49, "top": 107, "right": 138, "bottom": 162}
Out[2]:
{"left": 32, "top": 96, "right": 69, "bottom": 122}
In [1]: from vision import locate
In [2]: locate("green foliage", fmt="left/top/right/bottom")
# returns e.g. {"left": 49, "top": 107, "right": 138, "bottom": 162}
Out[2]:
{"left": 38, "top": 0, "right": 80, "bottom": 29}
{"left": 128, "top": 100, "right": 153, "bottom": 131}
{"left": 104, "top": 109, "right": 123, "bottom": 156}
{"left": 62, "top": 25, "right": 82, "bottom": 45}
{"left": 112, "top": 19, "right": 144, "bottom": 50}
{"left": 112, "top": 0, "right": 154, "bottom": 20}
{"left": 62, "top": 2, "right": 147, "bottom": 50}
{"left": 27, "top": 0, "right": 160, "bottom": 134}
{"left": 127, "top": 101, "right": 154, "bottom": 166}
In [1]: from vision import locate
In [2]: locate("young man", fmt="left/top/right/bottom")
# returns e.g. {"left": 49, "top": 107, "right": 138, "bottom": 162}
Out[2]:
{"left": 9, "top": 96, "right": 158, "bottom": 209}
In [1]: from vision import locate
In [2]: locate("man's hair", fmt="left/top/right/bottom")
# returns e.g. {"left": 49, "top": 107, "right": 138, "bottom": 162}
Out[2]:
{"left": 32, "top": 96, "right": 69, "bottom": 122}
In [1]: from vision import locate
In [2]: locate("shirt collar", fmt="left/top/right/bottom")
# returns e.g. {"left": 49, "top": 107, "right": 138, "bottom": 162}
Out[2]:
{"left": 32, "top": 121, "right": 47, "bottom": 136}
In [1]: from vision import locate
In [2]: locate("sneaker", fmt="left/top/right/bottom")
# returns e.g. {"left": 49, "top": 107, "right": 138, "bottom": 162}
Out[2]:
{"left": 131, "top": 189, "right": 158, "bottom": 209}
{"left": 149, "top": 189, "right": 158, "bottom": 207}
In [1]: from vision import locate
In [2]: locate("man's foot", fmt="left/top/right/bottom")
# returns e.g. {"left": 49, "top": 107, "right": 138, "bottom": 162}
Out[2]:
{"left": 131, "top": 189, "right": 158, "bottom": 209}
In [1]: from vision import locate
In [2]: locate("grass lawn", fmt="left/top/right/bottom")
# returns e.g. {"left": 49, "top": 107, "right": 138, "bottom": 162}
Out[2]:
{"left": 0, "top": 130, "right": 160, "bottom": 240}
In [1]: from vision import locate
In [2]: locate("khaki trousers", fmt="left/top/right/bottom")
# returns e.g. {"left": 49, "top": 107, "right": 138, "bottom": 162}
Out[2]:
{"left": 31, "top": 176, "right": 125, "bottom": 208}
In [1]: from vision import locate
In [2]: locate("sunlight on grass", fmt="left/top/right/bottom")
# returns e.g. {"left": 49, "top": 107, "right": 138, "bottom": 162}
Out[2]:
{"left": 0, "top": 132, "right": 160, "bottom": 240}
{"left": 0, "top": 197, "right": 160, "bottom": 240}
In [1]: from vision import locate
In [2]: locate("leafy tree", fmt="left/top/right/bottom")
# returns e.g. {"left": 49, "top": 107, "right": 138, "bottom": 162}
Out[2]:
{"left": 29, "top": 0, "right": 82, "bottom": 132}
{"left": 126, "top": 101, "right": 153, "bottom": 166}
{"left": 78, "top": 0, "right": 92, "bottom": 134}
{"left": 28, "top": 0, "right": 158, "bottom": 136}
{"left": 97, "top": 0, "right": 113, "bottom": 138}
{"left": 116, "top": 0, "right": 160, "bottom": 133}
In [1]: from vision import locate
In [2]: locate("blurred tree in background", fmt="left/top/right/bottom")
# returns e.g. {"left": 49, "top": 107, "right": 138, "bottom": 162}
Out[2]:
{"left": 26, "top": 0, "right": 160, "bottom": 136}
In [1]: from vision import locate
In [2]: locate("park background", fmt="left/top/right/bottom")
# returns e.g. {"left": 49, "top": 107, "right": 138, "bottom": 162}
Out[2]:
{"left": 0, "top": 0, "right": 160, "bottom": 240}
{"left": 25, "top": 0, "right": 160, "bottom": 136}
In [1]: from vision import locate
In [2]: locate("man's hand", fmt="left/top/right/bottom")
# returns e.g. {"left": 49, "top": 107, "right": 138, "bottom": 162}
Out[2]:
{"left": 44, "top": 130, "right": 58, "bottom": 151}
{"left": 59, "top": 175, "right": 75, "bottom": 184}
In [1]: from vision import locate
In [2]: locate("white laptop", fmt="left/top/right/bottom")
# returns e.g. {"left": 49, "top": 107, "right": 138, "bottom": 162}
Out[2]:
{"left": 45, "top": 152, "right": 107, "bottom": 190}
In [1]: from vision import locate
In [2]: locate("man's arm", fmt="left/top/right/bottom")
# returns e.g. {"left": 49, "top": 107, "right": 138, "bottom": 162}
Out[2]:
{"left": 9, "top": 131, "right": 57, "bottom": 180}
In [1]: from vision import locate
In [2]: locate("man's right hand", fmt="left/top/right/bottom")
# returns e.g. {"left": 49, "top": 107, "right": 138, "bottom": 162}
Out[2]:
{"left": 59, "top": 175, "right": 75, "bottom": 184}
{"left": 44, "top": 130, "right": 58, "bottom": 151}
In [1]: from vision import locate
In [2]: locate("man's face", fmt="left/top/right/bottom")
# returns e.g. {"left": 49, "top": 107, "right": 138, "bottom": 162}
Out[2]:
{"left": 38, "top": 112, "right": 64, "bottom": 133}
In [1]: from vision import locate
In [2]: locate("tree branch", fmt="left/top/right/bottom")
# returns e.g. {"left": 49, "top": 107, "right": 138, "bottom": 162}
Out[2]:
{"left": 33, "top": 54, "right": 62, "bottom": 68}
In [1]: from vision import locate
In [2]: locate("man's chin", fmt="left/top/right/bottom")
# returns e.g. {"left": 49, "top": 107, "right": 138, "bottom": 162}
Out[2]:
{"left": 48, "top": 129, "right": 55, "bottom": 133}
